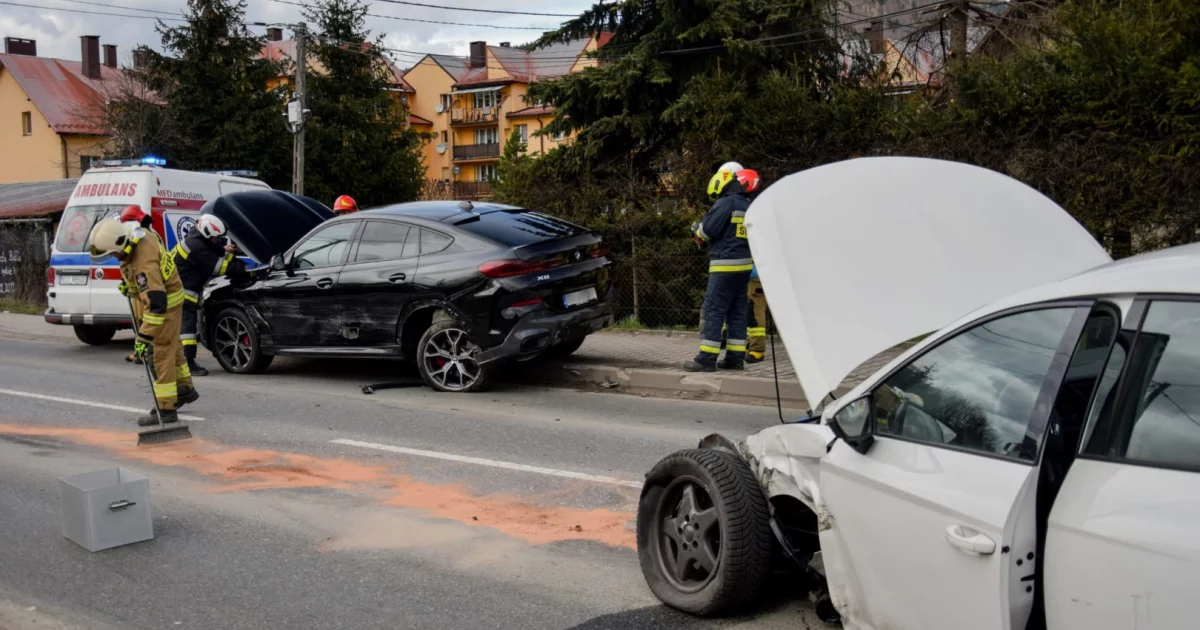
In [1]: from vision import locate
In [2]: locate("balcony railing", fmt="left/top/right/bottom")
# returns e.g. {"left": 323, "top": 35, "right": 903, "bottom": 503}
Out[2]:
{"left": 453, "top": 143, "right": 500, "bottom": 160}
{"left": 421, "top": 180, "right": 493, "bottom": 200}
{"left": 456, "top": 181, "right": 492, "bottom": 198}
{"left": 450, "top": 107, "right": 499, "bottom": 124}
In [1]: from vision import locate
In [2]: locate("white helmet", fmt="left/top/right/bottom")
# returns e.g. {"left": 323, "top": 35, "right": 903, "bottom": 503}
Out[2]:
{"left": 195, "top": 214, "right": 227, "bottom": 239}
{"left": 717, "top": 161, "right": 744, "bottom": 175}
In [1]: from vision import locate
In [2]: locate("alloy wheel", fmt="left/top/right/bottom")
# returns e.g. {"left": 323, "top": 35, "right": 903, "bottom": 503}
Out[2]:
{"left": 655, "top": 476, "right": 722, "bottom": 593}
{"left": 214, "top": 315, "right": 254, "bottom": 370}
{"left": 422, "top": 327, "right": 482, "bottom": 392}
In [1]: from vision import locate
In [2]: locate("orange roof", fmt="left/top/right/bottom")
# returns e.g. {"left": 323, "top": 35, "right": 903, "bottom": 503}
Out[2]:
{"left": 0, "top": 54, "right": 121, "bottom": 135}
{"left": 408, "top": 112, "right": 433, "bottom": 125}
{"left": 507, "top": 105, "right": 555, "bottom": 119}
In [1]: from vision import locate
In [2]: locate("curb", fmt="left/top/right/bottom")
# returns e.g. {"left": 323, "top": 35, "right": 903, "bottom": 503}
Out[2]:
{"left": 550, "top": 362, "right": 811, "bottom": 406}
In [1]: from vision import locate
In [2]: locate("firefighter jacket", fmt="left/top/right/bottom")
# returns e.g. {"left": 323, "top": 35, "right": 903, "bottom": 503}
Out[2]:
{"left": 120, "top": 229, "right": 185, "bottom": 342}
{"left": 173, "top": 231, "right": 246, "bottom": 304}
{"left": 694, "top": 180, "right": 753, "bottom": 273}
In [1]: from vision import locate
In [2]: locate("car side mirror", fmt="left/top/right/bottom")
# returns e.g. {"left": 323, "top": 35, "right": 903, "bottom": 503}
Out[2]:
{"left": 830, "top": 396, "right": 874, "bottom": 455}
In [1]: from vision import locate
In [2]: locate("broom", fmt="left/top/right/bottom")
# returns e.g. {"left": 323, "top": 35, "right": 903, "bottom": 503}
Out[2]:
{"left": 126, "top": 295, "right": 192, "bottom": 445}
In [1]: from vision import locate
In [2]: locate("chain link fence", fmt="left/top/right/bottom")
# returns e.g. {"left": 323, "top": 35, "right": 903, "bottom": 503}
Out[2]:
{"left": 607, "top": 236, "right": 709, "bottom": 329}
{"left": 0, "top": 219, "right": 53, "bottom": 307}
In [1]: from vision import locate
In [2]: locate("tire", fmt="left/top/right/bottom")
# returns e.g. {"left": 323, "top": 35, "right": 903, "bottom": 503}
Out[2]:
{"left": 416, "top": 319, "right": 489, "bottom": 393}
{"left": 546, "top": 334, "right": 587, "bottom": 358}
{"left": 73, "top": 325, "right": 116, "bottom": 346}
{"left": 637, "top": 449, "right": 775, "bottom": 617}
{"left": 210, "top": 308, "right": 273, "bottom": 374}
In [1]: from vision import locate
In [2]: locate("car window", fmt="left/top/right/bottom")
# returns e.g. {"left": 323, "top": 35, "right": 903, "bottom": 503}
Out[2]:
{"left": 871, "top": 308, "right": 1078, "bottom": 460}
{"left": 1094, "top": 301, "right": 1200, "bottom": 469}
{"left": 353, "top": 221, "right": 411, "bottom": 263}
{"left": 420, "top": 229, "right": 453, "bottom": 255}
{"left": 453, "top": 210, "right": 584, "bottom": 246}
{"left": 292, "top": 221, "right": 357, "bottom": 270}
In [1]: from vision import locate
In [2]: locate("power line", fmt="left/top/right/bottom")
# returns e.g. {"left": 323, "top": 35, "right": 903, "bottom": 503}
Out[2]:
{"left": 372, "top": 0, "right": 577, "bottom": 18}
{"left": 268, "top": 0, "right": 558, "bottom": 31}
{"left": 0, "top": 0, "right": 188, "bottom": 21}
{"left": 56, "top": 0, "right": 178, "bottom": 15}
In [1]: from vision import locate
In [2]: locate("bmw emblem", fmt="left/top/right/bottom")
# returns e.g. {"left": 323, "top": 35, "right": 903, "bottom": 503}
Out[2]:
{"left": 177, "top": 216, "right": 197, "bottom": 240}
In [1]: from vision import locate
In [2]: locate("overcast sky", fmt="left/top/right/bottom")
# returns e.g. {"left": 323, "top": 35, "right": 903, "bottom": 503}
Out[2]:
{"left": 1, "top": 0, "right": 595, "bottom": 70}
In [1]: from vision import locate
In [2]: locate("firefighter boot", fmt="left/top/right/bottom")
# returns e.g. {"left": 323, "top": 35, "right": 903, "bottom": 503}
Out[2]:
{"left": 176, "top": 385, "right": 199, "bottom": 407}
{"left": 136, "top": 409, "right": 179, "bottom": 426}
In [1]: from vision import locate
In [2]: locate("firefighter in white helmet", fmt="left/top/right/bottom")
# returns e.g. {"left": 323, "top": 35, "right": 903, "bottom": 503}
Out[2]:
{"left": 172, "top": 213, "right": 245, "bottom": 376}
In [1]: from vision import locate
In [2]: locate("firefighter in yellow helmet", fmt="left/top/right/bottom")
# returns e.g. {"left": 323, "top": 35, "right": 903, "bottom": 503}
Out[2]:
{"left": 90, "top": 219, "right": 197, "bottom": 426}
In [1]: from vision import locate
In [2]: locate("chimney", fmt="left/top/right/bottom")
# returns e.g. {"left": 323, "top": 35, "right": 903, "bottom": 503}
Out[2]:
{"left": 103, "top": 44, "right": 117, "bottom": 68}
{"left": 499, "top": 42, "right": 510, "bottom": 48}
{"left": 469, "top": 41, "right": 486, "bottom": 69}
{"left": 4, "top": 37, "right": 36, "bottom": 56}
{"left": 267, "top": 27, "right": 283, "bottom": 42}
{"left": 864, "top": 21, "right": 884, "bottom": 55}
{"left": 80, "top": 35, "right": 101, "bottom": 79}
{"left": 132, "top": 47, "right": 150, "bottom": 70}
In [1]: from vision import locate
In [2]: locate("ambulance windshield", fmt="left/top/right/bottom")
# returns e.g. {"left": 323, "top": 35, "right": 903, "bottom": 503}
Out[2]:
{"left": 55, "top": 205, "right": 125, "bottom": 253}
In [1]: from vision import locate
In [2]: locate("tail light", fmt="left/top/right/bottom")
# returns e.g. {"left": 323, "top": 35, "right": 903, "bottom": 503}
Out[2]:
{"left": 47, "top": 267, "right": 56, "bottom": 287}
{"left": 589, "top": 243, "right": 612, "bottom": 258}
{"left": 479, "top": 258, "right": 564, "bottom": 278}
{"left": 510, "top": 298, "right": 542, "bottom": 308}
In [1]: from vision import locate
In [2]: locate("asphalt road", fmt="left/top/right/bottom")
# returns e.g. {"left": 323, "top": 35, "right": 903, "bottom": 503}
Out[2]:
{"left": 0, "top": 334, "right": 824, "bottom": 629}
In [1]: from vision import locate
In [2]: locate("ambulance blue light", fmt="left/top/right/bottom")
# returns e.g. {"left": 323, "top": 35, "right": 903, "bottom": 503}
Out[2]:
{"left": 140, "top": 156, "right": 167, "bottom": 166}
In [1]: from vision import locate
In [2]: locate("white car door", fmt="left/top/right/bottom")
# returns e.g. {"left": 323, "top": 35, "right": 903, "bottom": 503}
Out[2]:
{"left": 818, "top": 305, "right": 1090, "bottom": 630}
{"left": 1046, "top": 298, "right": 1200, "bottom": 630}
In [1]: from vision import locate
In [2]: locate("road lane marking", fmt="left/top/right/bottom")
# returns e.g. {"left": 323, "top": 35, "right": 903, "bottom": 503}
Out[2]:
{"left": 330, "top": 438, "right": 642, "bottom": 488}
{"left": 0, "top": 388, "right": 205, "bottom": 422}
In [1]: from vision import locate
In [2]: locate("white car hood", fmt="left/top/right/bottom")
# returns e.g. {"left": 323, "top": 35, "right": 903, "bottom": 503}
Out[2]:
{"left": 745, "top": 157, "right": 1112, "bottom": 407}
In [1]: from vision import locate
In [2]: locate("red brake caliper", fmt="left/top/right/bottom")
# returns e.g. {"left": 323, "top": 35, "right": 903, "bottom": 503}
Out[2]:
{"left": 241, "top": 335, "right": 251, "bottom": 347}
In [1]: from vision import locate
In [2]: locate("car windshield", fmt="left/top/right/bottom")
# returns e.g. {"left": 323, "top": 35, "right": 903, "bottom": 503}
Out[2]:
{"left": 55, "top": 205, "right": 126, "bottom": 253}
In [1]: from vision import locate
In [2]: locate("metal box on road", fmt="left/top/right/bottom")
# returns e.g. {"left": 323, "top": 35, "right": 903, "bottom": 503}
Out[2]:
{"left": 59, "top": 467, "right": 154, "bottom": 552}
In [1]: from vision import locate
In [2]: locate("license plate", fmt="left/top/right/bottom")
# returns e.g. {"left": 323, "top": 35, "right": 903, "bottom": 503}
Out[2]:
{"left": 563, "top": 287, "right": 598, "bottom": 308}
{"left": 58, "top": 275, "right": 88, "bottom": 286}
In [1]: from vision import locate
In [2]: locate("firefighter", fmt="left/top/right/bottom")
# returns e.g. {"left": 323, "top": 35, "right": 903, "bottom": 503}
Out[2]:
{"left": 685, "top": 164, "right": 755, "bottom": 372}
{"left": 118, "top": 205, "right": 154, "bottom": 365}
{"left": 333, "top": 195, "right": 359, "bottom": 215}
{"left": 89, "top": 219, "right": 196, "bottom": 425}
{"left": 173, "top": 214, "right": 244, "bottom": 376}
{"left": 731, "top": 169, "right": 769, "bottom": 363}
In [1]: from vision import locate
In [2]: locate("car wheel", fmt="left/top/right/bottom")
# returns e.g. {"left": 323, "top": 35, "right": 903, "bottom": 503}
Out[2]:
{"left": 637, "top": 449, "right": 774, "bottom": 616}
{"left": 546, "top": 334, "right": 587, "bottom": 358}
{"left": 417, "top": 319, "right": 489, "bottom": 393}
{"left": 211, "top": 308, "right": 273, "bottom": 374}
{"left": 73, "top": 325, "right": 116, "bottom": 346}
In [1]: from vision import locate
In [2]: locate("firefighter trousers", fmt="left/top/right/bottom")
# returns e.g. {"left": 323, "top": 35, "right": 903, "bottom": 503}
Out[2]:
{"left": 746, "top": 279, "right": 768, "bottom": 357}
{"left": 149, "top": 305, "right": 192, "bottom": 411}
{"left": 695, "top": 271, "right": 750, "bottom": 367}
{"left": 181, "top": 300, "right": 199, "bottom": 363}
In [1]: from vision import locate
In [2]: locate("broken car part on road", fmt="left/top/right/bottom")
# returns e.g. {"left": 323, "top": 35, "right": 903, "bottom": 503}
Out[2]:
{"left": 637, "top": 157, "right": 1200, "bottom": 630}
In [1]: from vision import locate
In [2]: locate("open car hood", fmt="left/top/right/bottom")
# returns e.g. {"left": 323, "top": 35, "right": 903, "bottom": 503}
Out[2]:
{"left": 205, "top": 190, "right": 334, "bottom": 264}
{"left": 745, "top": 157, "right": 1112, "bottom": 408}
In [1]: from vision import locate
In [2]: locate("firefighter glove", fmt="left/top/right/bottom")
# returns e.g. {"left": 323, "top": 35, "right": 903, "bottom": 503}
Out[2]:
{"left": 134, "top": 339, "right": 151, "bottom": 362}
{"left": 117, "top": 281, "right": 130, "bottom": 296}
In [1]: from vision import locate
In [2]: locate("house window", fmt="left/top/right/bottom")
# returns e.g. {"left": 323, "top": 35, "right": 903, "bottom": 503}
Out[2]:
{"left": 551, "top": 129, "right": 567, "bottom": 142}
{"left": 476, "top": 163, "right": 497, "bottom": 182}
{"left": 80, "top": 156, "right": 100, "bottom": 173}
{"left": 475, "top": 127, "right": 499, "bottom": 145}
{"left": 473, "top": 90, "right": 499, "bottom": 109}
{"left": 515, "top": 124, "right": 529, "bottom": 143}
{"left": 21, "top": 111, "right": 32, "bottom": 136}
{"left": 441, "top": 130, "right": 448, "bottom": 143}
{"left": 440, "top": 94, "right": 452, "bottom": 111}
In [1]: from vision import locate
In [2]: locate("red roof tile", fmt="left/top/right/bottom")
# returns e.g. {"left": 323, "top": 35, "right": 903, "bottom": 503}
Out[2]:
{"left": 507, "top": 105, "right": 555, "bottom": 119}
{"left": 408, "top": 112, "right": 433, "bottom": 126}
{"left": 0, "top": 54, "right": 121, "bottom": 136}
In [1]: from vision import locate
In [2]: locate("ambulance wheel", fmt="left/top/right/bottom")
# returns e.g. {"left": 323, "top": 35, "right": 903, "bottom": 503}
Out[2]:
{"left": 211, "top": 308, "right": 273, "bottom": 374}
{"left": 73, "top": 325, "right": 116, "bottom": 346}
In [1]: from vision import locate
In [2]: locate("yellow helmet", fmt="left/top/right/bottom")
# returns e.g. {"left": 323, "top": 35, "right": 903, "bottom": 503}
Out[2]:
{"left": 88, "top": 218, "right": 135, "bottom": 259}
{"left": 707, "top": 170, "right": 735, "bottom": 198}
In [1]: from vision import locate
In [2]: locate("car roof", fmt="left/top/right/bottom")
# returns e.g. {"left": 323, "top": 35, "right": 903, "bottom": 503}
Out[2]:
{"left": 361, "top": 201, "right": 523, "bottom": 223}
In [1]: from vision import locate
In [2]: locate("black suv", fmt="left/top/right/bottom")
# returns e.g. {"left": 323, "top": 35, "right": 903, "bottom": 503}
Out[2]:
{"left": 199, "top": 191, "right": 613, "bottom": 392}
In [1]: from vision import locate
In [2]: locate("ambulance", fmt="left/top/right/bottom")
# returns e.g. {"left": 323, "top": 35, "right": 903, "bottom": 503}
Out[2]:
{"left": 45, "top": 162, "right": 270, "bottom": 345}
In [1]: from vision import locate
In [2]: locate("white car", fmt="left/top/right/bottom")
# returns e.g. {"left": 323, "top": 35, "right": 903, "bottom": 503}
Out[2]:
{"left": 636, "top": 157, "right": 1200, "bottom": 630}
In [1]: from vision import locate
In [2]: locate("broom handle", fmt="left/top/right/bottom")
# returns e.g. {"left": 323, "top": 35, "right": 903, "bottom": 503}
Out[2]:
{"left": 126, "top": 294, "right": 165, "bottom": 427}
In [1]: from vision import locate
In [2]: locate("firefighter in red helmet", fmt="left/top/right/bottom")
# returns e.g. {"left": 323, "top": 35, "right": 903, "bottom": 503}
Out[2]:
{"left": 120, "top": 205, "right": 152, "bottom": 230}
{"left": 333, "top": 195, "right": 358, "bottom": 215}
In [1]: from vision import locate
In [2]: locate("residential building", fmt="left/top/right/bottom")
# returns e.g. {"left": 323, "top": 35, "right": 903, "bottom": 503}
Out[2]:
{"left": 402, "top": 35, "right": 611, "bottom": 199}
{"left": 0, "top": 36, "right": 119, "bottom": 184}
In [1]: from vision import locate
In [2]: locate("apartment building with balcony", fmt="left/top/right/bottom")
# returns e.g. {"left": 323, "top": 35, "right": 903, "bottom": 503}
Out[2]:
{"left": 402, "top": 34, "right": 610, "bottom": 199}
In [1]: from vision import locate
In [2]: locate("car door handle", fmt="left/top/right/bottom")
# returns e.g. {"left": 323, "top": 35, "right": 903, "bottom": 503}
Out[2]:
{"left": 388, "top": 272, "right": 407, "bottom": 283}
{"left": 945, "top": 525, "right": 996, "bottom": 556}
{"left": 315, "top": 278, "right": 334, "bottom": 289}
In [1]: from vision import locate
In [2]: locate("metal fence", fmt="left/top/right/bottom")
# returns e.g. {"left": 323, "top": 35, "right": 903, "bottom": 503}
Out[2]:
{"left": 0, "top": 219, "right": 53, "bottom": 306}
{"left": 608, "top": 241, "right": 710, "bottom": 329}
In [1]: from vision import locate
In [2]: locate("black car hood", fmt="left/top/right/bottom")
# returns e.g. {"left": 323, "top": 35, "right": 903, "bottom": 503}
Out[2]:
{"left": 204, "top": 190, "right": 334, "bottom": 263}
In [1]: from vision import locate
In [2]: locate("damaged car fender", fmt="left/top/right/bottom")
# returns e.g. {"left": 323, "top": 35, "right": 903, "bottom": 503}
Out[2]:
{"left": 742, "top": 424, "right": 836, "bottom": 516}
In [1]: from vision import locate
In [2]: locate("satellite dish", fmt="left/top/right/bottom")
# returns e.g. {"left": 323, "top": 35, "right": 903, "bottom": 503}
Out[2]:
{"left": 435, "top": 103, "right": 445, "bottom": 113}
{"left": 436, "top": 143, "right": 447, "bottom": 154}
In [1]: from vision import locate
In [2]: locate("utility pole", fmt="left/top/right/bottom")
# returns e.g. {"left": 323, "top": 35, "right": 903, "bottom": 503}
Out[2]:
{"left": 289, "top": 22, "right": 308, "bottom": 196}
{"left": 950, "top": 0, "right": 968, "bottom": 64}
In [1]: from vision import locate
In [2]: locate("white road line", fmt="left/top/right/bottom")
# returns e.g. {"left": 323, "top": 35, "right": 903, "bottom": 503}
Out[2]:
{"left": 0, "top": 388, "right": 205, "bottom": 422}
{"left": 330, "top": 438, "right": 642, "bottom": 489}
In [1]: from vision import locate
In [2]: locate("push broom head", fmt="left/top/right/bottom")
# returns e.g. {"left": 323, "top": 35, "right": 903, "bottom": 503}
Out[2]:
{"left": 137, "top": 421, "right": 193, "bottom": 445}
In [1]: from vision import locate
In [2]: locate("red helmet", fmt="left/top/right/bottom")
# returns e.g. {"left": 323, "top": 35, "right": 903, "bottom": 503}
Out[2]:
{"left": 119, "top": 205, "right": 147, "bottom": 224}
{"left": 333, "top": 195, "right": 358, "bottom": 215}
{"left": 735, "top": 169, "right": 761, "bottom": 193}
